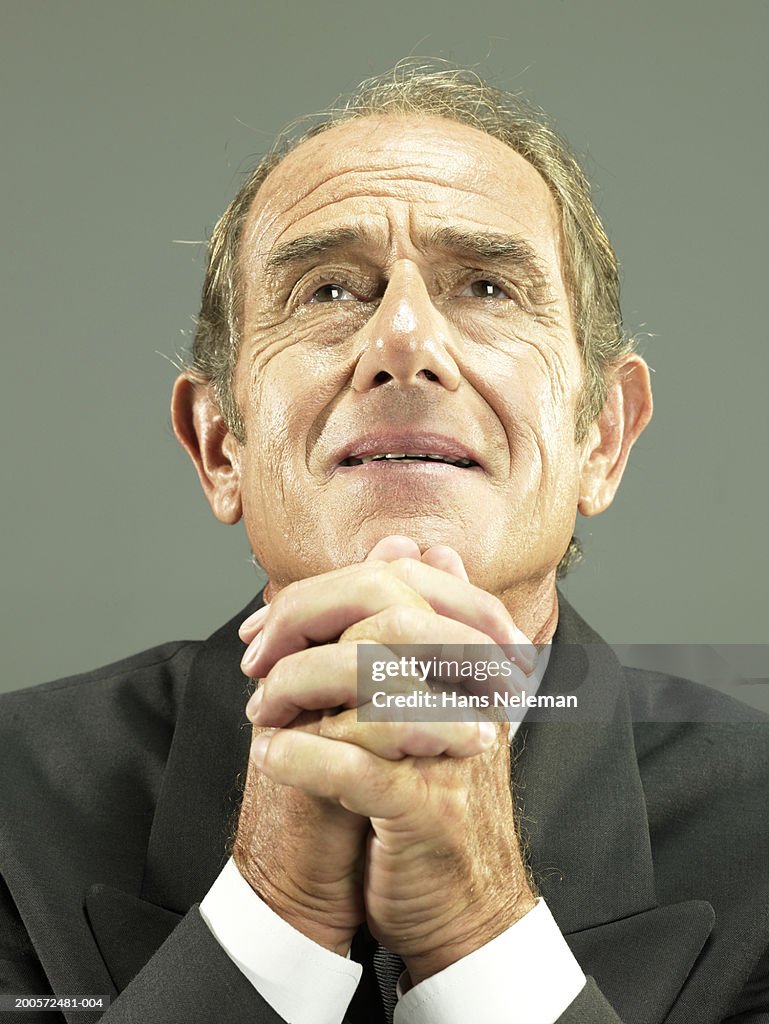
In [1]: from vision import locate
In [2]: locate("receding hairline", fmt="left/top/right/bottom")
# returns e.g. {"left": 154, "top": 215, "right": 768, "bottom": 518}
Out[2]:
{"left": 251, "top": 110, "right": 555, "bottom": 201}
{"left": 236, "top": 111, "right": 566, "bottom": 291}
{"left": 189, "top": 63, "right": 630, "bottom": 575}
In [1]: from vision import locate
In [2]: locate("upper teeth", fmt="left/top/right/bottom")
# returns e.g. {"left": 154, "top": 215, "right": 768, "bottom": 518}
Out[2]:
{"left": 348, "top": 453, "right": 474, "bottom": 467}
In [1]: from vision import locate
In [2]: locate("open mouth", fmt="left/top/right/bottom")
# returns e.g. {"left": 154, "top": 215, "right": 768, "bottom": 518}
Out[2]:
{"left": 339, "top": 452, "right": 479, "bottom": 468}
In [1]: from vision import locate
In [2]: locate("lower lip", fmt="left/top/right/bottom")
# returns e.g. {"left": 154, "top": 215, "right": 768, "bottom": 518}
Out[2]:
{"left": 334, "top": 461, "right": 483, "bottom": 474}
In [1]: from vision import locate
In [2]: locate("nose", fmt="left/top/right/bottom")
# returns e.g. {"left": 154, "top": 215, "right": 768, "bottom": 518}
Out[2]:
{"left": 350, "top": 262, "right": 461, "bottom": 393}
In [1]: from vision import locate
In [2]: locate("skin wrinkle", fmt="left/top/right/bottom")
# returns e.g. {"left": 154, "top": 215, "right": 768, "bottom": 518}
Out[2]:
{"left": 520, "top": 333, "right": 573, "bottom": 411}
{"left": 265, "top": 225, "right": 555, "bottom": 309}
{"left": 242, "top": 162, "right": 362, "bottom": 252}
{"left": 245, "top": 330, "right": 299, "bottom": 375}
{"left": 443, "top": 331, "right": 567, "bottom": 486}
{"left": 262, "top": 179, "right": 561, "bottom": 327}
{"left": 187, "top": 83, "right": 640, "bottom": 512}
{"left": 276, "top": 160, "right": 490, "bottom": 217}
{"left": 279, "top": 260, "right": 553, "bottom": 322}
{"left": 212, "top": 114, "right": 635, "bottom": 635}
{"left": 252, "top": 237, "right": 568, "bottom": 406}
{"left": 249, "top": 154, "right": 564, "bottom": 272}
{"left": 252, "top": 277, "right": 567, "bottom": 452}
{"left": 423, "top": 227, "right": 552, "bottom": 291}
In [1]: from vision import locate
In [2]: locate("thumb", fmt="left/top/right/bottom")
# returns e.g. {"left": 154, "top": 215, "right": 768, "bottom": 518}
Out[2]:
{"left": 420, "top": 544, "right": 469, "bottom": 582}
{"left": 365, "top": 535, "right": 422, "bottom": 563}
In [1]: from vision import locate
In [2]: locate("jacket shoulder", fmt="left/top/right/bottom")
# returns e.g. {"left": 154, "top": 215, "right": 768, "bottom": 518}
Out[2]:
{"left": 0, "top": 640, "right": 201, "bottom": 822}
{"left": 628, "top": 665, "right": 769, "bottom": 793}
{"left": 625, "top": 664, "right": 769, "bottom": 726}
{"left": 1, "top": 639, "right": 198, "bottom": 705}
{"left": 627, "top": 666, "right": 769, "bottom": 895}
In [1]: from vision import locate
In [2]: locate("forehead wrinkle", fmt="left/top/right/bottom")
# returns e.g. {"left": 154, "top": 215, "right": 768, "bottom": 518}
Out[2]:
{"left": 252, "top": 113, "right": 558, "bottom": 234}
{"left": 257, "top": 213, "right": 558, "bottom": 281}
{"left": 252, "top": 160, "right": 416, "bottom": 243}
{"left": 246, "top": 191, "right": 393, "bottom": 276}
{"left": 243, "top": 133, "right": 570, "bottom": 313}
{"left": 242, "top": 164, "right": 370, "bottom": 269}
{"left": 249, "top": 149, "right": 538, "bottom": 259}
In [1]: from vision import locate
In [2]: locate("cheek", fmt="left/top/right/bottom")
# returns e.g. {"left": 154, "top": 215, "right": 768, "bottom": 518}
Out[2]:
{"left": 468, "top": 327, "right": 579, "bottom": 467}
{"left": 236, "top": 338, "right": 347, "bottom": 552}
{"left": 234, "top": 349, "right": 299, "bottom": 533}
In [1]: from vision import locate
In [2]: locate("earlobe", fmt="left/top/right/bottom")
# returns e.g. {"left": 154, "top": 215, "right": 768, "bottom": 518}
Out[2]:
{"left": 171, "top": 375, "right": 243, "bottom": 525}
{"left": 578, "top": 355, "right": 653, "bottom": 517}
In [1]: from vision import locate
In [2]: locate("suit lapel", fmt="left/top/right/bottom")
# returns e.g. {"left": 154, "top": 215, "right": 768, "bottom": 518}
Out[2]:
{"left": 138, "top": 595, "right": 262, "bottom": 912}
{"left": 516, "top": 604, "right": 658, "bottom": 930}
{"left": 84, "top": 595, "right": 262, "bottom": 992}
{"left": 519, "top": 596, "right": 714, "bottom": 1021}
{"left": 85, "top": 591, "right": 715, "bottom": 1021}
{"left": 566, "top": 901, "right": 715, "bottom": 1024}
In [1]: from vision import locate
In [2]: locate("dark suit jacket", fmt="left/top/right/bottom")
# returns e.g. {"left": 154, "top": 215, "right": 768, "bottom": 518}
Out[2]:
{"left": 1, "top": 595, "right": 768, "bottom": 1024}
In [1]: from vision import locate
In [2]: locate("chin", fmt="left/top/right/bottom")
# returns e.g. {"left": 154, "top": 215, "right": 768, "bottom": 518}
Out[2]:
{"left": 350, "top": 518, "right": 470, "bottom": 555}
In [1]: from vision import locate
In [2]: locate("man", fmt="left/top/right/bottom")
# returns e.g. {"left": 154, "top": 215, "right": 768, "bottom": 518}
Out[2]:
{"left": 1, "top": 64, "right": 767, "bottom": 1024}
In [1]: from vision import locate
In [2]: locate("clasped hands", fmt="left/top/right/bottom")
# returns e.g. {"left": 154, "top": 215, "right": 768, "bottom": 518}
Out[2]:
{"left": 233, "top": 535, "right": 538, "bottom": 985}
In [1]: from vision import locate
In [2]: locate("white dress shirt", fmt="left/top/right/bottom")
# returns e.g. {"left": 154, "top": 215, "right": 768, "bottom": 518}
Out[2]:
{"left": 200, "top": 645, "right": 587, "bottom": 1023}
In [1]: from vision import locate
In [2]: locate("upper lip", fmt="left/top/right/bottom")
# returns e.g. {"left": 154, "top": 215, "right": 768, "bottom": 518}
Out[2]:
{"left": 333, "top": 432, "right": 483, "bottom": 469}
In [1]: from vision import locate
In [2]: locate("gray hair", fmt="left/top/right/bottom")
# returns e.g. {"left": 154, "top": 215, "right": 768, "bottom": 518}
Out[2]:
{"left": 188, "top": 60, "right": 634, "bottom": 576}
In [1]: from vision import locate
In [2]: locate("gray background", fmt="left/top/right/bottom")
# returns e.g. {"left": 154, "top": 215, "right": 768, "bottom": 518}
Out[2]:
{"left": 2, "top": 0, "right": 767, "bottom": 698}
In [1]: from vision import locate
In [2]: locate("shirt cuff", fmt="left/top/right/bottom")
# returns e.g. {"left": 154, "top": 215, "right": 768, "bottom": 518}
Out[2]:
{"left": 200, "top": 857, "right": 361, "bottom": 1024}
{"left": 394, "top": 898, "right": 585, "bottom": 1024}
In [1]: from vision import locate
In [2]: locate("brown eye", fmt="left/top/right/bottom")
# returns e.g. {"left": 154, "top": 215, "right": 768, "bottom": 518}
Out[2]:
{"left": 466, "top": 279, "right": 508, "bottom": 299}
{"left": 308, "top": 283, "right": 355, "bottom": 303}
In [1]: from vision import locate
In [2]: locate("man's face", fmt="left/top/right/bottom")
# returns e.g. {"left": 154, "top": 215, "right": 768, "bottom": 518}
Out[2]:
{"left": 231, "top": 115, "right": 588, "bottom": 600}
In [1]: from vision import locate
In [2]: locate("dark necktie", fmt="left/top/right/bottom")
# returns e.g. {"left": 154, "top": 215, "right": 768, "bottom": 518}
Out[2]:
{"left": 373, "top": 945, "right": 405, "bottom": 1024}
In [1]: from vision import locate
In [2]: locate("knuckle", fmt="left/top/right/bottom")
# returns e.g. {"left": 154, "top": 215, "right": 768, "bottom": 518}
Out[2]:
{"left": 370, "top": 558, "right": 415, "bottom": 596}
{"left": 330, "top": 743, "right": 370, "bottom": 804}
{"left": 365, "top": 563, "right": 392, "bottom": 593}
{"left": 261, "top": 653, "right": 293, "bottom": 703}
{"left": 403, "top": 723, "right": 442, "bottom": 757}
{"left": 317, "top": 713, "right": 346, "bottom": 742}
{"left": 276, "top": 734, "right": 297, "bottom": 774}
{"left": 392, "top": 556, "right": 419, "bottom": 584}
{"left": 380, "top": 604, "right": 412, "bottom": 640}
{"left": 273, "top": 585, "right": 302, "bottom": 628}
{"left": 359, "top": 754, "right": 398, "bottom": 802}
{"left": 262, "top": 585, "right": 291, "bottom": 631}
{"left": 391, "top": 559, "right": 431, "bottom": 606}
{"left": 477, "top": 590, "right": 510, "bottom": 633}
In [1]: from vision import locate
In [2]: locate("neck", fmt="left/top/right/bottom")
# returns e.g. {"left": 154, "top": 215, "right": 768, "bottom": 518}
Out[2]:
{"left": 497, "top": 575, "right": 560, "bottom": 647}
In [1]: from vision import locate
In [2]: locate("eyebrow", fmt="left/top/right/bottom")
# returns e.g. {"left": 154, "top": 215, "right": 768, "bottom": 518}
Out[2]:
{"left": 263, "top": 224, "right": 551, "bottom": 289}
{"left": 264, "top": 228, "right": 368, "bottom": 272}
{"left": 423, "top": 226, "right": 550, "bottom": 283}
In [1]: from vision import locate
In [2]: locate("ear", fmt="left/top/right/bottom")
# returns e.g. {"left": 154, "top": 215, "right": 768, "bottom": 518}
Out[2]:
{"left": 171, "top": 375, "right": 243, "bottom": 525}
{"left": 577, "top": 354, "right": 653, "bottom": 517}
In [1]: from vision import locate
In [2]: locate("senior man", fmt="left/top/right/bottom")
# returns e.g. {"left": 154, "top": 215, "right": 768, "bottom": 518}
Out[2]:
{"left": 1, "top": 65, "right": 767, "bottom": 1024}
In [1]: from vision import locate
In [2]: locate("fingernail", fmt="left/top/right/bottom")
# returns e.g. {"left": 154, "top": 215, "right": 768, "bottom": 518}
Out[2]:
{"left": 240, "top": 634, "right": 262, "bottom": 674}
{"left": 478, "top": 720, "right": 497, "bottom": 747}
{"left": 239, "top": 606, "right": 269, "bottom": 638}
{"left": 246, "top": 686, "right": 264, "bottom": 722}
{"left": 250, "top": 729, "right": 275, "bottom": 766}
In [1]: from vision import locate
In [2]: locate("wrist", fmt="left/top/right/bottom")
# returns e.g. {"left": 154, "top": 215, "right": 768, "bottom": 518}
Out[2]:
{"left": 403, "top": 888, "right": 538, "bottom": 985}
{"left": 233, "top": 844, "right": 359, "bottom": 956}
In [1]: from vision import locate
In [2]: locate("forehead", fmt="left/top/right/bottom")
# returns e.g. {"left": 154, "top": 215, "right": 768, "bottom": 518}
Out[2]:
{"left": 241, "top": 115, "right": 564, "bottom": 265}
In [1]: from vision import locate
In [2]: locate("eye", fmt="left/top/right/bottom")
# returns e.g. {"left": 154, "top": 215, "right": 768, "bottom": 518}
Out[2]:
{"left": 459, "top": 278, "right": 512, "bottom": 300}
{"left": 307, "top": 283, "right": 357, "bottom": 303}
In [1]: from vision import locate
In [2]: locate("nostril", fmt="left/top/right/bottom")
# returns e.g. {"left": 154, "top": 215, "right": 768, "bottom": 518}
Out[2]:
{"left": 421, "top": 369, "right": 439, "bottom": 382}
{"left": 373, "top": 371, "right": 392, "bottom": 385}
